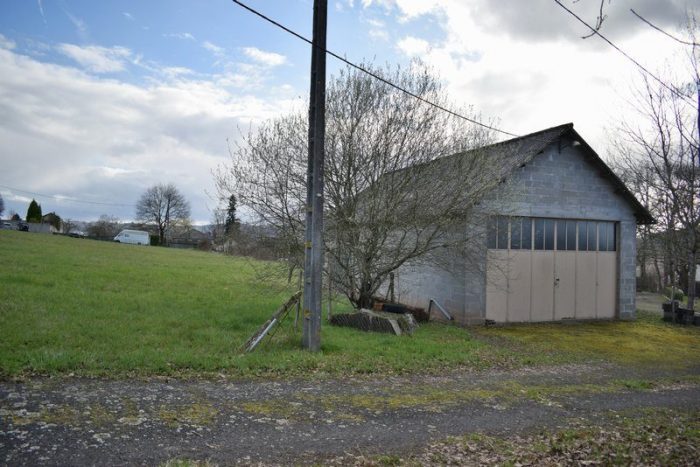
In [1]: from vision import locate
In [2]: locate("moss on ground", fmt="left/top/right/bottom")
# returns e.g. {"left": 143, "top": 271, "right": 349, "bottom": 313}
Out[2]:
{"left": 157, "top": 402, "right": 218, "bottom": 428}
{"left": 476, "top": 310, "right": 700, "bottom": 368}
{"left": 237, "top": 376, "right": 700, "bottom": 421}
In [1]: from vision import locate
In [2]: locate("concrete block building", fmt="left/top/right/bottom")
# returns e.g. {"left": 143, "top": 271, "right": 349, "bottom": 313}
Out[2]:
{"left": 393, "top": 123, "right": 653, "bottom": 324}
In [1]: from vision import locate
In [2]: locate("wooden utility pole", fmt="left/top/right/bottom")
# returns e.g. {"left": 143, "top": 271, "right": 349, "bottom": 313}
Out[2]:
{"left": 302, "top": 0, "right": 327, "bottom": 351}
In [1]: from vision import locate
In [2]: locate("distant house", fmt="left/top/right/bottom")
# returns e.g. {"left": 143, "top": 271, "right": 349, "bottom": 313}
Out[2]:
{"left": 27, "top": 222, "right": 57, "bottom": 234}
{"left": 389, "top": 123, "right": 653, "bottom": 324}
{"left": 169, "top": 226, "right": 210, "bottom": 249}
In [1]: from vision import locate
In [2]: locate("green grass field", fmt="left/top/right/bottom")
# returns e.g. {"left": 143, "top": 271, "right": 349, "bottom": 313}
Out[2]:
{"left": 1, "top": 230, "right": 698, "bottom": 378}
{"left": 0, "top": 231, "right": 489, "bottom": 378}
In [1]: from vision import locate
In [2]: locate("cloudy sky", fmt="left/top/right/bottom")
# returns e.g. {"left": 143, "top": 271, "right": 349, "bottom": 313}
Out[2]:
{"left": 0, "top": 0, "right": 694, "bottom": 224}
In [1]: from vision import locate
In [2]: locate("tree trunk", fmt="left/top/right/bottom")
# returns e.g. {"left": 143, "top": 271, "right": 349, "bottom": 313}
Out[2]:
{"left": 679, "top": 263, "right": 689, "bottom": 295}
{"left": 357, "top": 280, "right": 374, "bottom": 309}
{"left": 638, "top": 251, "right": 648, "bottom": 291}
{"left": 688, "top": 249, "right": 697, "bottom": 310}
{"left": 652, "top": 256, "right": 663, "bottom": 293}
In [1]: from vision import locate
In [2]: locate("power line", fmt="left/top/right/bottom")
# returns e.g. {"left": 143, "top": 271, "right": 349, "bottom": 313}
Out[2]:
{"left": 231, "top": 0, "right": 521, "bottom": 138}
{"left": 553, "top": 0, "right": 695, "bottom": 107}
{"left": 630, "top": 9, "right": 699, "bottom": 47}
{"left": 0, "top": 184, "right": 135, "bottom": 208}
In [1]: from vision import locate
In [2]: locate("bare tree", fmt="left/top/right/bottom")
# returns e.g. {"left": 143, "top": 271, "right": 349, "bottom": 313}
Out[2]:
{"left": 62, "top": 218, "right": 78, "bottom": 235}
{"left": 611, "top": 152, "right": 671, "bottom": 292}
{"left": 614, "top": 65, "right": 699, "bottom": 308}
{"left": 209, "top": 207, "right": 227, "bottom": 251}
{"left": 136, "top": 183, "right": 191, "bottom": 245}
{"left": 87, "top": 214, "right": 121, "bottom": 239}
{"left": 216, "top": 62, "right": 502, "bottom": 308}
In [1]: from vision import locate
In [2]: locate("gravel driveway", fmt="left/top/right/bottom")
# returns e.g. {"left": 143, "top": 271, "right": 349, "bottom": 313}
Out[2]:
{"left": 2, "top": 363, "right": 699, "bottom": 465}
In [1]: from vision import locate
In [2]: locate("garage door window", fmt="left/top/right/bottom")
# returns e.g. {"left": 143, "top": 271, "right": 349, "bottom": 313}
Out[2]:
{"left": 556, "top": 220, "right": 577, "bottom": 251}
{"left": 510, "top": 217, "right": 521, "bottom": 249}
{"left": 545, "top": 220, "right": 555, "bottom": 250}
{"left": 599, "top": 222, "right": 616, "bottom": 251}
{"left": 534, "top": 219, "right": 544, "bottom": 250}
{"left": 487, "top": 216, "right": 510, "bottom": 249}
{"left": 578, "top": 221, "right": 588, "bottom": 251}
{"left": 566, "top": 220, "right": 577, "bottom": 251}
{"left": 587, "top": 221, "right": 598, "bottom": 251}
{"left": 488, "top": 217, "right": 616, "bottom": 252}
{"left": 522, "top": 218, "right": 532, "bottom": 249}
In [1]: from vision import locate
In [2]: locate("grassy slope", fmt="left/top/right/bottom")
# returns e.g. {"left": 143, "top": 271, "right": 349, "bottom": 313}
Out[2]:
{"left": 1, "top": 231, "right": 698, "bottom": 378}
{"left": 0, "top": 231, "right": 485, "bottom": 377}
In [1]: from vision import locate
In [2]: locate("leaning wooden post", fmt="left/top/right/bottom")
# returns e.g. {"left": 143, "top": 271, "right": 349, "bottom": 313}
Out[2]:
{"left": 295, "top": 269, "right": 302, "bottom": 331}
{"left": 389, "top": 272, "right": 395, "bottom": 303}
{"left": 327, "top": 259, "right": 333, "bottom": 321}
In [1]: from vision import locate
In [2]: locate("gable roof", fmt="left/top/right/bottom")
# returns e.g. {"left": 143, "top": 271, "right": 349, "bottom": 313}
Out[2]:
{"left": 473, "top": 122, "right": 654, "bottom": 225}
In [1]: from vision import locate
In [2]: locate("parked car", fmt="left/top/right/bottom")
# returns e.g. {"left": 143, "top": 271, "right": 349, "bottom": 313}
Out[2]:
{"left": 1, "top": 222, "right": 12, "bottom": 230}
{"left": 18, "top": 222, "right": 29, "bottom": 232}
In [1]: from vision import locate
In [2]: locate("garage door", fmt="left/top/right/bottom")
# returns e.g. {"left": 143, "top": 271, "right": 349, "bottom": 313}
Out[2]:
{"left": 486, "top": 217, "right": 617, "bottom": 322}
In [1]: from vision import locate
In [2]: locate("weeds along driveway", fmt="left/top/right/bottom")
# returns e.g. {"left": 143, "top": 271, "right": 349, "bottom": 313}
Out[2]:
{"left": 1, "top": 363, "right": 699, "bottom": 465}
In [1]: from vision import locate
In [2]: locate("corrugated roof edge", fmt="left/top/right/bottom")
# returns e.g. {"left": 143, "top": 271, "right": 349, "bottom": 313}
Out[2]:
{"left": 377, "top": 122, "right": 655, "bottom": 225}
{"left": 447, "top": 122, "right": 654, "bottom": 224}
{"left": 562, "top": 126, "right": 655, "bottom": 225}
{"left": 477, "top": 122, "right": 573, "bottom": 153}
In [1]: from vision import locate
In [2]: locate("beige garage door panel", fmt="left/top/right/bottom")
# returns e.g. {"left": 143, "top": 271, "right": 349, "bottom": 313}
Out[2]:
{"left": 486, "top": 218, "right": 619, "bottom": 323}
{"left": 554, "top": 252, "right": 576, "bottom": 320}
{"left": 508, "top": 251, "right": 532, "bottom": 322}
{"left": 596, "top": 252, "right": 617, "bottom": 318}
{"left": 575, "top": 253, "right": 597, "bottom": 319}
{"left": 530, "top": 252, "right": 554, "bottom": 322}
{"left": 486, "top": 250, "right": 508, "bottom": 322}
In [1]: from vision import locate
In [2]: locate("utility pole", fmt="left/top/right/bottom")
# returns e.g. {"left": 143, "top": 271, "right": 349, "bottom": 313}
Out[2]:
{"left": 302, "top": 0, "right": 327, "bottom": 351}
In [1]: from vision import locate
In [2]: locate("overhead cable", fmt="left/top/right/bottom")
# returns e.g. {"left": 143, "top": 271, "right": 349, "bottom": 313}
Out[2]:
{"left": 231, "top": 0, "right": 521, "bottom": 138}
{"left": 0, "top": 184, "right": 135, "bottom": 207}
{"left": 553, "top": 0, "right": 695, "bottom": 107}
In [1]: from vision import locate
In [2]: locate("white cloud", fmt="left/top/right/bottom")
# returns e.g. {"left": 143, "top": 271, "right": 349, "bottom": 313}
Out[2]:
{"left": 242, "top": 47, "right": 286, "bottom": 67}
{"left": 161, "top": 66, "right": 195, "bottom": 78}
{"left": 383, "top": 0, "right": 692, "bottom": 151}
{"left": 164, "top": 32, "right": 196, "bottom": 41}
{"left": 123, "top": 12, "right": 135, "bottom": 21}
{"left": 393, "top": 0, "right": 441, "bottom": 19}
{"left": 0, "top": 34, "right": 16, "bottom": 50}
{"left": 64, "top": 10, "right": 88, "bottom": 41}
{"left": 365, "top": 18, "right": 389, "bottom": 41}
{"left": 100, "top": 166, "right": 141, "bottom": 178}
{"left": 369, "top": 29, "right": 390, "bottom": 41}
{"left": 57, "top": 43, "right": 132, "bottom": 73}
{"left": 37, "top": 0, "right": 46, "bottom": 24}
{"left": 3, "top": 191, "right": 33, "bottom": 204}
{"left": 0, "top": 47, "right": 297, "bottom": 223}
{"left": 358, "top": 0, "right": 440, "bottom": 21}
{"left": 203, "top": 41, "right": 226, "bottom": 57}
{"left": 396, "top": 36, "right": 430, "bottom": 56}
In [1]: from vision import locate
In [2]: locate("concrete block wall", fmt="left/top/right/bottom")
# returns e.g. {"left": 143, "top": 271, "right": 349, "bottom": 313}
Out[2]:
{"left": 618, "top": 220, "right": 638, "bottom": 319}
{"left": 389, "top": 136, "right": 640, "bottom": 323}
{"left": 392, "top": 262, "right": 467, "bottom": 321}
{"left": 473, "top": 138, "right": 638, "bottom": 320}
{"left": 462, "top": 226, "right": 487, "bottom": 322}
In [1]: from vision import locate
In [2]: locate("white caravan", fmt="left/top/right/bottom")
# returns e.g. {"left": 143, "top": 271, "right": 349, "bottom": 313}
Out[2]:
{"left": 114, "top": 230, "right": 150, "bottom": 245}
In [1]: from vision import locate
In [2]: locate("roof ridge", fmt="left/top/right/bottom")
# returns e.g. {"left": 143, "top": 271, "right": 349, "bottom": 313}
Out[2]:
{"left": 476, "top": 122, "right": 574, "bottom": 152}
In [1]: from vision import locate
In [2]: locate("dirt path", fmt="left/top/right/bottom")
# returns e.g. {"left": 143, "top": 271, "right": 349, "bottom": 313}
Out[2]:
{"left": 2, "top": 363, "right": 699, "bottom": 465}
